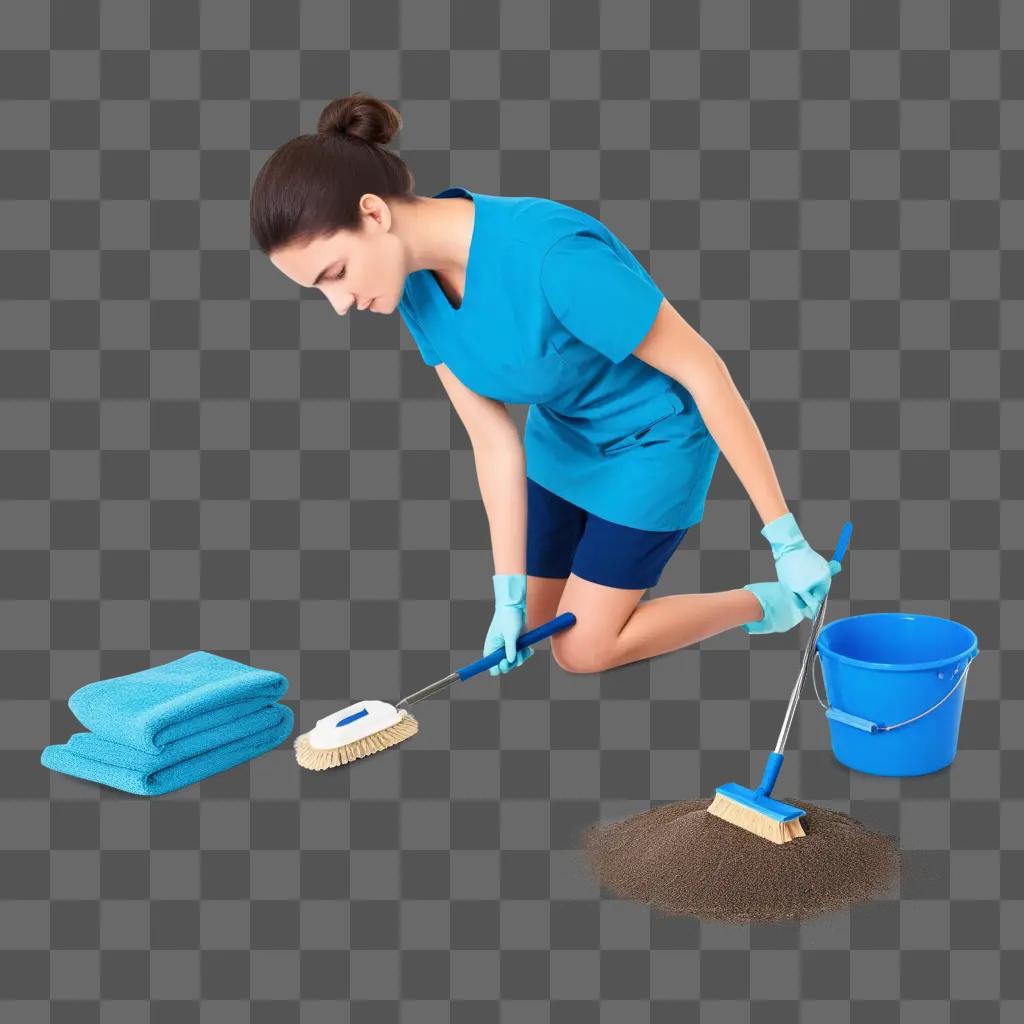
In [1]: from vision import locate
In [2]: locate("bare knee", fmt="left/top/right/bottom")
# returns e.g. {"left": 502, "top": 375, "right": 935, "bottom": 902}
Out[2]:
{"left": 551, "top": 635, "right": 611, "bottom": 675}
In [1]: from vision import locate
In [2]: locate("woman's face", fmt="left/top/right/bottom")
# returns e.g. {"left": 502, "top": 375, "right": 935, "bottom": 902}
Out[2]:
{"left": 269, "top": 197, "right": 404, "bottom": 316}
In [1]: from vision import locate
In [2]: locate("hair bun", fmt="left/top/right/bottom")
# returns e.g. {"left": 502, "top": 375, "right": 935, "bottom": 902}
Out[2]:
{"left": 316, "top": 92, "right": 402, "bottom": 146}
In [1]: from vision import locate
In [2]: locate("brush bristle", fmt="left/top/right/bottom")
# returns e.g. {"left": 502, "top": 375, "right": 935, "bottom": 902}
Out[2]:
{"left": 706, "top": 791, "right": 807, "bottom": 844}
{"left": 294, "top": 711, "right": 420, "bottom": 771}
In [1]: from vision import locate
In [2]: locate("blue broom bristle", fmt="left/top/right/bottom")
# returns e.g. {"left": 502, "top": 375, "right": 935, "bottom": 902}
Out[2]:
{"left": 714, "top": 782, "right": 805, "bottom": 823}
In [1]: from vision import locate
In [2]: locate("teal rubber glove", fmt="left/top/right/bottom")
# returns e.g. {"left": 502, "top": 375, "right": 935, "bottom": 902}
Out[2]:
{"left": 762, "top": 512, "right": 840, "bottom": 620}
{"left": 483, "top": 573, "right": 534, "bottom": 676}
{"left": 741, "top": 582, "right": 807, "bottom": 635}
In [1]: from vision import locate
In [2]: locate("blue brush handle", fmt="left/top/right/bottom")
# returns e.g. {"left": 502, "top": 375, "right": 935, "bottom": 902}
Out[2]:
{"left": 832, "top": 521, "right": 852, "bottom": 565}
{"left": 457, "top": 612, "right": 577, "bottom": 681}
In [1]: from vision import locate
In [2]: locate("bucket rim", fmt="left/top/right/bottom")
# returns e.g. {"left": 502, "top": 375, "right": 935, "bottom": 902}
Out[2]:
{"left": 816, "top": 612, "right": 979, "bottom": 672}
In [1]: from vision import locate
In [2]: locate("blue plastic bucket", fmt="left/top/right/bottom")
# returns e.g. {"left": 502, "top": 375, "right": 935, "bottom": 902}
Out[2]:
{"left": 814, "top": 613, "right": 979, "bottom": 777}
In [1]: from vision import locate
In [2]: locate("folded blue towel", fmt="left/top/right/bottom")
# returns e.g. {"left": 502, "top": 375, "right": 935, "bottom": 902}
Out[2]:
{"left": 40, "top": 651, "right": 295, "bottom": 796}
{"left": 41, "top": 704, "right": 293, "bottom": 797}
{"left": 63, "top": 650, "right": 289, "bottom": 753}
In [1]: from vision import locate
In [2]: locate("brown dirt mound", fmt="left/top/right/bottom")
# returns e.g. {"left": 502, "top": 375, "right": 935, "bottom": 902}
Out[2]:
{"left": 580, "top": 797, "right": 901, "bottom": 924}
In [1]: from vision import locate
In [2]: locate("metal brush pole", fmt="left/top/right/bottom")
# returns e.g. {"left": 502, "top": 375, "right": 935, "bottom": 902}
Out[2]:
{"left": 394, "top": 672, "right": 461, "bottom": 710}
{"left": 768, "top": 520, "right": 851, "bottom": 760}
{"left": 773, "top": 592, "right": 831, "bottom": 756}
{"left": 738, "top": 522, "right": 850, "bottom": 804}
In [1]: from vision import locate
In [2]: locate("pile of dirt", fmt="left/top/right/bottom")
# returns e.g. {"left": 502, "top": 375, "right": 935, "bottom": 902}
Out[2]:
{"left": 580, "top": 797, "right": 901, "bottom": 924}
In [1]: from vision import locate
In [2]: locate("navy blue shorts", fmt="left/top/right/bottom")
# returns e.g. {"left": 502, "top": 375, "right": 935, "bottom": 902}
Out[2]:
{"left": 526, "top": 477, "right": 689, "bottom": 590}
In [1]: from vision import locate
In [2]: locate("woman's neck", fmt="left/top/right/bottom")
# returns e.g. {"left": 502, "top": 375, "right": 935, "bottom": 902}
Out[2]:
{"left": 392, "top": 194, "right": 474, "bottom": 283}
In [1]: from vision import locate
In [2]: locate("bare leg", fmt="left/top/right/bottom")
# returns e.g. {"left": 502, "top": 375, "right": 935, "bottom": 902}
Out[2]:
{"left": 552, "top": 573, "right": 764, "bottom": 674}
{"left": 608, "top": 588, "right": 764, "bottom": 666}
{"left": 525, "top": 574, "right": 569, "bottom": 632}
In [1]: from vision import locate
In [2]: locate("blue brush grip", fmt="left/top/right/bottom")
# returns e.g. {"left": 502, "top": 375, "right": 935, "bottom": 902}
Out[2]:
{"left": 457, "top": 612, "right": 577, "bottom": 681}
{"left": 756, "top": 750, "right": 785, "bottom": 797}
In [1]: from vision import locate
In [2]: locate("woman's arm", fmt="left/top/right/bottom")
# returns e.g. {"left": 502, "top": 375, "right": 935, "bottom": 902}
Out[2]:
{"left": 633, "top": 299, "right": 790, "bottom": 528}
{"left": 472, "top": 429, "right": 528, "bottom": 575}
{"left": 434, "top": 365, "right": 527, "bottom": 574}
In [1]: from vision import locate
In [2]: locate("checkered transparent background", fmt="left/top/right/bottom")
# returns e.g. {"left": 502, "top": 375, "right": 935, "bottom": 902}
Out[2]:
{"left": 1, "top": 0, "right": 1022, "bottom": 1020}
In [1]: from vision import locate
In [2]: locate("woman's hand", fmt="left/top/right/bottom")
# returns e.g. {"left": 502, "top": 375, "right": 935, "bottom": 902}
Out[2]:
{"left": 742, "top": 581, "right": 807, "bottom": 634}
{"left": 762, "top": 513, "right": 840, "bottom": 619}
{"left": 483, "top": 573, "right": 534, "bottom": 676}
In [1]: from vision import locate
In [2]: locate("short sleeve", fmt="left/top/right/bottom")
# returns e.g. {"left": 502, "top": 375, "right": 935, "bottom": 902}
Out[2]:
{"left": 539, "top": 231, "right": 664, "bottom": 364}
{"left": 400, "top": 304, "right": 442, "bottom": 366}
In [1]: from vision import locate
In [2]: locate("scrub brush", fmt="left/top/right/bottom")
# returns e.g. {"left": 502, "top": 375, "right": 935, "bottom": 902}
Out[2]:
{"left": 295, "top": 612, "right": 576, "bottom": 770}
{"left": 707, "top": 521, "right": 852, "bottom": 843}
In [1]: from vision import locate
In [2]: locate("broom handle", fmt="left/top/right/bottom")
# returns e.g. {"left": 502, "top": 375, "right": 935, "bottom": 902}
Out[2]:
{"left": 760, "top": 522, "right": 852, "bottom": 794}
{"left": 395, "top": 612, "right": 578, "bottom": 710}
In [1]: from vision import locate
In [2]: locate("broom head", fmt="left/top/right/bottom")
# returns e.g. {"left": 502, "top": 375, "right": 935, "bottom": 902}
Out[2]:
{"left": 294, "top": 699, "right": 419, "bottom": 771}
{"left": 707, "top": 783, "right": 807, "bottom": 844}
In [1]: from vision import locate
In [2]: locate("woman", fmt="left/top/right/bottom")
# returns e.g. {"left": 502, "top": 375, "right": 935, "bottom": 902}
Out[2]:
{"left": 250, "top": 93, "right": 840, "bottom": 677}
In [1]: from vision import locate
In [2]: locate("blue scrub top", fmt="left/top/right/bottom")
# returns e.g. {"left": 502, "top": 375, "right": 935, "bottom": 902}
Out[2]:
{"left": 398, "top": 186, "right": 720, "bottom": 532}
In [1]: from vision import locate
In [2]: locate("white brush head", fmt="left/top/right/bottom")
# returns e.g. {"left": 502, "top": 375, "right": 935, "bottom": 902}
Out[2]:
{"left": 305, "top": 699, "right": 403, "bottom": 751}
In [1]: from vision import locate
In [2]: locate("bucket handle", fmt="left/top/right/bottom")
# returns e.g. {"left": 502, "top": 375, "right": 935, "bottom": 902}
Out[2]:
{"left": 812, "top": 650, "right": 974, "bottom": 733}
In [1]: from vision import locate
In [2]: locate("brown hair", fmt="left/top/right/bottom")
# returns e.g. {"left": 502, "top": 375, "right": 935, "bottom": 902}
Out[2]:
{"left": 249, "top": 92, "right": 417, "bottom": 254}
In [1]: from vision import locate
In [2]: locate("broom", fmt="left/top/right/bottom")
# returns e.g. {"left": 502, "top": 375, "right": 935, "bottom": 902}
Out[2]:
{"left": 707, "top": 521, "right": 853, "bottom": 843}
{"left": 295, "top": 612, "right": 576, "bottom": 770}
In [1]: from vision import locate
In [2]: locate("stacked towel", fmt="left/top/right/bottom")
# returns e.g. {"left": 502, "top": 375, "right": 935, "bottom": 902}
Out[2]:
{"left": 40, "top": 651, "right": 294, "bottom": 796}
